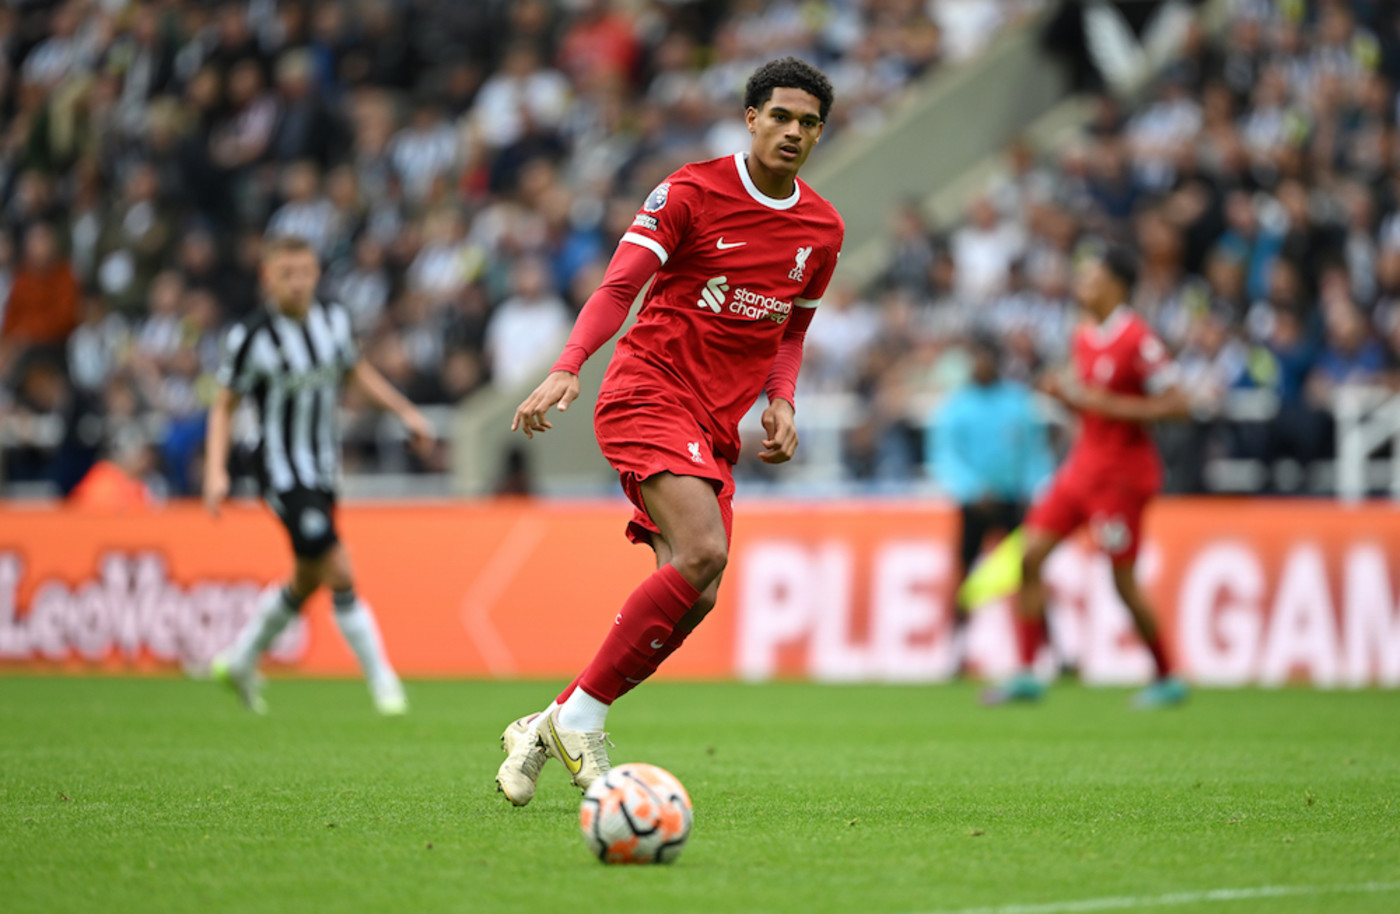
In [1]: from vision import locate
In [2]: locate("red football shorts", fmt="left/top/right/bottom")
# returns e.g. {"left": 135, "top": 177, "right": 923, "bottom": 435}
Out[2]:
{"left": 1025, "top": 467, "right": 1155, "bottom": 563}
{"left": 593, "top": 388, "right": 735, "bottom": 546}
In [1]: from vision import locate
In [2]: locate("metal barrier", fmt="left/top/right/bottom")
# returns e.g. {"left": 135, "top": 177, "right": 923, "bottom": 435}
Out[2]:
{"left": 1335, "top": 385, "right": 1400, "bottom": 503}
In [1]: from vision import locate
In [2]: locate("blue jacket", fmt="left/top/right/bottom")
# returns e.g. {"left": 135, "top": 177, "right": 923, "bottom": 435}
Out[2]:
{"left": 929, "top": 380, "right": 1053, "bottom": 505}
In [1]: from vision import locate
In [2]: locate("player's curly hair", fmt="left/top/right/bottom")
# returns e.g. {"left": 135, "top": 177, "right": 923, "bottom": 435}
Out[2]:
{"left": 744, "top": 57, "right": 834, "bottom": 122}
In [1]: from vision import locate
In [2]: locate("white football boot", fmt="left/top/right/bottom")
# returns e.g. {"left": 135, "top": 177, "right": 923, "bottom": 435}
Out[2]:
{"left": 537, "top": 707, "right": 612, "bottom": 792}
{"left": 496, "top": 713, "right": 550, "bottom": 806}
{"left": 209, "top": 653, "right": 268, "bottom": 715}
{"left": 371, "top": 675, "right": 408, "bottom": 716}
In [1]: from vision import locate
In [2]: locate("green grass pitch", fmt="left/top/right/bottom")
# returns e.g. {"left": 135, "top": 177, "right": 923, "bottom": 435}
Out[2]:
{"left": 3, "top": 677, "right": 1398, "bottom": 914}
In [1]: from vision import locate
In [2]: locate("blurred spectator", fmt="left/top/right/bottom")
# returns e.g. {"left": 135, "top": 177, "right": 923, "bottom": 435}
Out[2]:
{"left": 391, "top": 98, "right": 458, "bottom": 205}
{"left": 210, "top": 58, "right": 278, "bottom": 224}
{"left": 94, "top": 161, "right": 176, "bottom": 313}
{"left": 0, "top": 0, "right": 1036, "bottom": 495}
{"left": 1310, "top": 298, "right": 1388, "bottom": 401}
{"left": 68, "top": 431, "right": 160, "bottom": 511}
{"left": 484, "top": 258, "right": 571, "bottom": 390}
{"left": 881, "top": 201, "right": 940, "bottom": 297}
{"left": 330, "top": 236, "right": 393, "bottom": 337}
{"left": 268, "top": 48, "right": 346, "bottom": 168}
{"left": 951, "top": 194, "right": 1023, "bottom": 303}
{"left": 803, "top": 282, "right": 880, "bottom": 392}
{"left": 266, "top": 160, "right": 337, "bottom": 256}
{"left": 934, "top": 0, "right": 1037, "bottom": 63}
{"left": 1, "top": 223, "right": 80, "bottom": 376}
{"left": 557, "top": 0, "right": 641, "bottom": 89}
{"left": 67, "top": 293, "right": 128, "bottom": 395}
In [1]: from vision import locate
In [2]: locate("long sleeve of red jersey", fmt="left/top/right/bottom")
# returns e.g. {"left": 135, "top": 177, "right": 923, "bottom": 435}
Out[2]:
{"left": 551, "top": 242, "right": 660, "bottom": 375}
{"left": 764, "top": 304, "right": 816, "bottom": 408}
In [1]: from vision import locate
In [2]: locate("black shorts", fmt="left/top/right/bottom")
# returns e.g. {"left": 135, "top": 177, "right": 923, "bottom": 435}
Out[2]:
{"left": 958, "top": 499, "right": 1027, "bottom": 581}
{"left": 266, "top": 486, "right": 340, "bottom": 559}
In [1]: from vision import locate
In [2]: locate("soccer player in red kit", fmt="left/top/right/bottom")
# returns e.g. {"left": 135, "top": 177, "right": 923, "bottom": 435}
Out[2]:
{"left": 984, "top": 245, "right": 1192, "bottom": 709}
{"left": 494, "top": 58, "right": 844, "bottom": 805}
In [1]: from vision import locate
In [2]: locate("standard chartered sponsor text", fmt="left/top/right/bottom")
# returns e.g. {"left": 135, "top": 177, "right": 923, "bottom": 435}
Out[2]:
{"left": 728, "top": 287, "right": 793, "bottom": 321}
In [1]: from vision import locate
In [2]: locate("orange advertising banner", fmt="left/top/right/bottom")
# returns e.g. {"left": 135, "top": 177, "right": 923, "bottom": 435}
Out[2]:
{"left": 1, "top": 498, "right": 1398, "bottom": 686}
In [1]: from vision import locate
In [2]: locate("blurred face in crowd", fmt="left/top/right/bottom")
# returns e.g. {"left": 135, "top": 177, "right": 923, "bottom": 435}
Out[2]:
{"left": 1326, "top": 303, "right": 1368, "bottom": 354}
{"left": 22, "top": 223, "right": 57, "bottom": 270}
{"left": 968, "top": 196, "right": 999, "bottom": 231}
{"left": 746, "top": 87, "right": 824, "bottom": 189}
{"left": 262, "top": 246, "right": 320, "bottom": 317}
{"left": 512, "top": 259, "right": 549, "bottom": 301}
{"left": 228, "top": 60, "right": 264, "bottom": 107}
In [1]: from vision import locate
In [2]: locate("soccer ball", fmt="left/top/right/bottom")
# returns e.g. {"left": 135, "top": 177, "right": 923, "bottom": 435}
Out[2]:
{"left": 579, "top": 762, "right": 693, "bottom": 864}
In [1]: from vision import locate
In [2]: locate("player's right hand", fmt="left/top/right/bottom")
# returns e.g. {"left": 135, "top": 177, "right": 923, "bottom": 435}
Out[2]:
{"left": 511, "top": 370, "right": 580, "bottom": 439}
{"left": 203, "top": 468, "right": 230, "bottom": 518}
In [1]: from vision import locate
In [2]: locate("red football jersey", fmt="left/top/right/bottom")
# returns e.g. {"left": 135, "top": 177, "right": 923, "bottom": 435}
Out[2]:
{"left": 1063, "top": 307, "right": 1177, "bottom": 488}
{"left": 602, "top": 153, "right": 845, "bottom": 462}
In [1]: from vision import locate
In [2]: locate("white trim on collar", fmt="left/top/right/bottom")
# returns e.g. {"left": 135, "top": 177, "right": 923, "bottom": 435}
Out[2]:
{"left": 733, "top": 153, "right": 800, "bottom": 210}
{"left": 1088, "top": 305, "right": 1133, "bottom": 345}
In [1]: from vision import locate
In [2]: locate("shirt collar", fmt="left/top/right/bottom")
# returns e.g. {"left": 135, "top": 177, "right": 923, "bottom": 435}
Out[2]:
{"left": 1087, "top": 304, "right": 1132, "bottom": 344}
{"left": 734, "top": 153, "right": 801, "bottom": 210}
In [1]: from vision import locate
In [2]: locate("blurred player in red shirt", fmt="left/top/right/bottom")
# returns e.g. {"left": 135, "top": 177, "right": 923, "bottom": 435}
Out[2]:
{"left": 496, "top": 58, "right": 844, "bottom": 805}
{"left": 984, "top": 244, "right": 1191, "bottom": 709}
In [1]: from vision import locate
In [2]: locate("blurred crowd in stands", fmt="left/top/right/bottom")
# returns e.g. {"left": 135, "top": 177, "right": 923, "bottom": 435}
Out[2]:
{"left": 799, "top": 0, "right": 1400, "bottom": 494}
{"left": 9, "top": 0, "right": 1398, "bottom": 502}
{"left": 0, "top": 0, "right": 1036, "bottom": 500}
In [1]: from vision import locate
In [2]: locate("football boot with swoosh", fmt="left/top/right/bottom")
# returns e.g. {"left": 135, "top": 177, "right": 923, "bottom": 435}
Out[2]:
{"left": 538, "top": 707, "right": 612, "bottom": 792}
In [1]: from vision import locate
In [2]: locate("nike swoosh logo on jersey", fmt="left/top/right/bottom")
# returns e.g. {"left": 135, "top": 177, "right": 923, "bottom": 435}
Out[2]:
{"left": 650, "top": 639, "right": 666, "bottom": 650}
{"left": 546, "top": 715, "right": 583, "bottom": 776}
{"left": 716, "top": 238, "right": 747, "bottom": 250}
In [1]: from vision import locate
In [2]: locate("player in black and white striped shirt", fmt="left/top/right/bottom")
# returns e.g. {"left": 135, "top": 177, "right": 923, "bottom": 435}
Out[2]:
{"left": 204, "top": 236, "right": 434, "bottom": 714}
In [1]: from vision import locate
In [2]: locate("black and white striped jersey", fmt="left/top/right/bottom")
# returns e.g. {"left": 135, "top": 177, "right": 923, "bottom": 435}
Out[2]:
{"left": 216, "top": 301, "right": 359, "bottom": 494}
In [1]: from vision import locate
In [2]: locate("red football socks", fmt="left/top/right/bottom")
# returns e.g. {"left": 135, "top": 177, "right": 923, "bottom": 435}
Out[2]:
{"left": 615, "top": 626, "right": 692, "bottom": 700}
{"left": 563, "top": 565, "right": 700, "bottom": 706}
{"left": 1142, "top": 633, "right": 1173, "bottom": 679}
{"left": 1016, "top": 615, "right": 1046, "bottom": 668}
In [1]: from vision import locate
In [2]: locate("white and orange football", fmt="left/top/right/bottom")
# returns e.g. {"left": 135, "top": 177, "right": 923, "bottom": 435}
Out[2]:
{"left": 578, "top": 762, "right": 693, "bottom": 864}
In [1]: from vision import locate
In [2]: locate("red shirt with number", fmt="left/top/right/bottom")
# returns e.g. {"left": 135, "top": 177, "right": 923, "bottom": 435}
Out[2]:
{"left": 1027, "top": 307, "right": 1178, "bottom": 560}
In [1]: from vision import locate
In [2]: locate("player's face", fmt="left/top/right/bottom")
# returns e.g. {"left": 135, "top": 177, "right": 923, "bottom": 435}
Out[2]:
{"left": 1073, "top": 258, "right": 1119, "bottom": 319}
{"left": 262, "top": 250, "right": 320, "bottom": 314}
{"left": 746, "top": 87, "right": 825, "bottom": 181}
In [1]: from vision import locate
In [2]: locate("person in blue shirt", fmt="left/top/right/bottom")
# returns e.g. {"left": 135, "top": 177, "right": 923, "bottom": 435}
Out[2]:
{"left": 929, "top": 335, "right": 1054, "bottom": 674}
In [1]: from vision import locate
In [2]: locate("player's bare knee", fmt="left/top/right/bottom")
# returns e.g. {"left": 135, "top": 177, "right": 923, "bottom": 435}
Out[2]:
{"left": 677, "top": 541, "right": 727, "bottom": 589}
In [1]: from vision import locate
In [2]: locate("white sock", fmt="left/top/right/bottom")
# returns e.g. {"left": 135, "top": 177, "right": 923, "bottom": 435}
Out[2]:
{"left": 226, "top": 587, "right": 299, "bottom": 674}
{"left": 557, "top": 689, "right": 610, "bottom": 732}
{"left": 529, "top": 702, "right": 558, "bottom": 734}
{"left": 332, "top": 590, "right": 396, "bottom": 687}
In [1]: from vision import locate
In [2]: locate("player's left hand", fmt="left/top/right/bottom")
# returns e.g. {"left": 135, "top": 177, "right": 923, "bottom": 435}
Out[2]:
{"left": 1038, "top": 374, "right": 1082, "bottom": 410}
{"left": 403, "top": 408, "right": 437, "bottom": 459}
{"left": 1037, "top": 374, "right": 1065, "bottom": 402}
{"left": 759, "top": 398, "right": 798, "bottom": 464}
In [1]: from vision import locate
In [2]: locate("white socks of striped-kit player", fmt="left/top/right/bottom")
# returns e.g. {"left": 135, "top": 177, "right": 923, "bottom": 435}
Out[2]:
{"left": 332, "top": 589, "right": 395, "bottom": 688}
{"left": 225, "top": 586, "right": 301, "bottom": 674}
{"left": 225, "top": 586, "right": 395, "bottom": 687}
